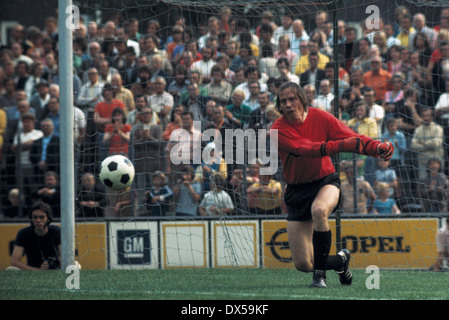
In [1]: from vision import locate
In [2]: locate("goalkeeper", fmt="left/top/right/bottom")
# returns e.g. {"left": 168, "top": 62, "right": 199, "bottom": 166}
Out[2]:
{"left": 271, "top": 82, "right": 393, "bottom": 288}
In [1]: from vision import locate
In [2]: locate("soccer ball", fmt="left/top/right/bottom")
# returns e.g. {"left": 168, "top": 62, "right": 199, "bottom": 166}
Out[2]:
{"left": 99, "top": 155, "right": 135, "bottom": 191}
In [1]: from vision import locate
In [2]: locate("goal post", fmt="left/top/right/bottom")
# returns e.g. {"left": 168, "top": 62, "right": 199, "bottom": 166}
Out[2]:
{"left": 58, "top": 0, "right": 76, "bottom": 270}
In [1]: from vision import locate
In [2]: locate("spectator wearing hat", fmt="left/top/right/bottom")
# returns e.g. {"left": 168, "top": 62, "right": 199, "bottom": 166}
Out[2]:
{"left": 29, "top": 80, "right": 50, "bottom": 123}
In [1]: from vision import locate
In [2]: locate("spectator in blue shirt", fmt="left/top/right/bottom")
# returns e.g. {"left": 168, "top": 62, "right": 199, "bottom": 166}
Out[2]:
{"left": 173, "top": 165, "right": 202, "bottom": 216}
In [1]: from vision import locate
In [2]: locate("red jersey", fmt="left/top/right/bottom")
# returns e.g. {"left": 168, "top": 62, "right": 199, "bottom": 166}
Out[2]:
{"left": 271, "top": 108, "right": 362, "bottom": 185}
{"left": 94, "top": 99, "right": 125, "bottom": 132}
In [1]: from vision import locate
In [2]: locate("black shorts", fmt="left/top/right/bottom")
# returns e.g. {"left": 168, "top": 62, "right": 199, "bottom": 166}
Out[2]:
{"left": 284, "top": 173, "right": 341, "bottom": 222}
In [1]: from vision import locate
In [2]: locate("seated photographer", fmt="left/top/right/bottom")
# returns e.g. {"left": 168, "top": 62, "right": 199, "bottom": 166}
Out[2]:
{"left": 7, "top": 201, "right": 61, "bottom": 270}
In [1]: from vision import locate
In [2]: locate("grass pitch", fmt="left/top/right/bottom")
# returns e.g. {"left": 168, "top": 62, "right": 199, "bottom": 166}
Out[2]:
{"left": 0, "top": 268, "right": 447, "bottom": 301}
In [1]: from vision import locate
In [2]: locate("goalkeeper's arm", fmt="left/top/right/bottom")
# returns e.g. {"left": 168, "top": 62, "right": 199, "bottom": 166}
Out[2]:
{"left": 277, "top": 131, "right": 394, "bottom": 161}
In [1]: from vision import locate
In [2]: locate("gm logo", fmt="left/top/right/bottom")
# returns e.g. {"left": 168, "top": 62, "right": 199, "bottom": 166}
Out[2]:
{"left": 117, "top": 230, "right": 151, "bottom": 265}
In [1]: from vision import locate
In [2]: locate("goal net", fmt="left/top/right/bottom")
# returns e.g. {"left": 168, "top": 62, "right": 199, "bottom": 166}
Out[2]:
{"left": 1, "top": 0, "right": 448, "bottom": 271}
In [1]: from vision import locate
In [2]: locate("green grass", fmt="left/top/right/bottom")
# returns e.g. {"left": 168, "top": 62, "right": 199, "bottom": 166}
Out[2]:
{"left": 0, "top": 269, "right": 447, "bottom": 300}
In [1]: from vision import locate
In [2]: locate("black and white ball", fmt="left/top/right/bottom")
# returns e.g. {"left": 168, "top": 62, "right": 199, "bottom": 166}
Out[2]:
{"left": 99, "top": 155, "right": 135, "bottom": 191}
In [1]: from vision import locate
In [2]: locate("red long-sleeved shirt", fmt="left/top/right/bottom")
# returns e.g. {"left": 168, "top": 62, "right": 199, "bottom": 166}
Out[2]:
{"left": 271, "top": 108, "right": 372, "bottom": 185}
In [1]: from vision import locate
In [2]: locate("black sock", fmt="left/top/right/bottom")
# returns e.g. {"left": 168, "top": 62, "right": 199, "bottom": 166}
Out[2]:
{"left": 313, "top": 230, "right": 345, "bottom": 271}
{"left": 312, "top": 230, "right": 332, "bottom": 271}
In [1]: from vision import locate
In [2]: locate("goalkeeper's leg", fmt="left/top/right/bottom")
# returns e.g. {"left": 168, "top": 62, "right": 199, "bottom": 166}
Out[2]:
{"left": 288, "top": 184, "right": 352, "bottom": 288}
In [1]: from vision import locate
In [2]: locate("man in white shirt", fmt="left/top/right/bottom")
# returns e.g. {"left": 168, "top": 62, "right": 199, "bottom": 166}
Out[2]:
{"left": 273, "top": 13, "right": 294, "bottom": 45}
{"left": 190, "top": 45, "right": 216, "bottom": 82}
{"left": 313, "top": 79, "right": 334, "bottom": 113}
{"left": 149, "top": 76, "right": 174, "bottom": 129}
{"left": 11, "top": 112, "right": 43, "bottom": 197}
{"left": 76, "top": 67, "right": 104, "bottom": 112}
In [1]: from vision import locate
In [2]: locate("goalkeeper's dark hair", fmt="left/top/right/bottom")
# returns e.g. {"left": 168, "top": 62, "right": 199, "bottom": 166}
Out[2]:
{"left": 275, "top": 82, "right": 309, "bottom": 114}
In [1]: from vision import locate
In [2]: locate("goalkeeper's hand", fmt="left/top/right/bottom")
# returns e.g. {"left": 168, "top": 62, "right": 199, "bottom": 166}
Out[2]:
{"left": 376, "top": 142, "right": 394, "bottom": 161}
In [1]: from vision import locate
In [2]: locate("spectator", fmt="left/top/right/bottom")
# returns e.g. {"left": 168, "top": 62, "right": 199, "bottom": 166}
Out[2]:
{"left": 418, "top": 157, "right": 449, "bottom": 213}
{"left": 130, "top": 66, "right": 152, "bottom": 98}
{"left": 148, "top": 75, "right": 174, "bottom": 129}
{"left": 30, "top": 118, "right": 60, "bottom": 184}
{"left": 11, "top": 112, "right": 43, "bottom": 198}
{"left": 412, "top": 32, "right": 433, "bottom": 68}
{"left": 117, "top": 46, "right": 138, "bottom": 88}
{"left": 362, "top": 55, "right": 392, "bottom": 103}
{"left": 243, "top": 80, "right": 261, "bottom": 112}
{"left": 194, "top": 142, "right": 227, "bottom": 192}
{"left": 146, "top": 171, "right": 173, "bottom": 216}
{"left": 234, "top": 66, "right": 268, "bottom": 100}
{"left": 131, "top": 105, "right": 163, "bottom": 215}
{"left": 291, "top": 19, "right": 310, "bottom": 57}
{"left": 199, "top": 173, "right": 234, "bottom": 216}
{"left": 94, "top": 83, "right": 125, "bottom": 162}
{"left": 276, "top": 57, "right": 299, "bottom": 85}
{"left": 190, "top": 45, "right": 216, "bottom": 82}
{"left": 32, "top": 171, "right": 61, "bottom": 217}
{"left": 295, "top": 40, "right": 330, "bottom": 76}
{"left": 41, "top": 96, "right": 61, "bottom": 136}
{"left": 215, "top": 54, "right": 236, "bottom": 85}
{"left": 150, "top": 54, "right": 171, "bottom": 87}
{"left": 127, "top": 94, "right": 159, "bottom": 126}
{"left": 1, "top": 188, "right": 24, "bottom": 219}
{"left": 246, "top": 169, "right": 283, "bottom": 215}
{"left": 340, "top": 161, "right": 377, "bottom": 214}
{"left": 372, "top": 182, "right": 401, "bottom": 214}
{"left": 396, "top": 14, "right": 415, "bottom": 48}
{"left": 29, "top": 80, "right": 50, "bottom": 123}
{"left": 76, "top": 172, "right": 106, "bottom": 218}
{"left": 77, "top": 67, "right": 104, "bottom": 112}
{"left": 181, "top": 82, "right": 210, "bottom": 123}
{"left": 381, "top": 117, "right": 407, "bottom": 170}
{"left": 352, "top": 37, "right": 372, "bottom": 71}
{"left": 274, "top": 35, "right": 297, "bottom": 67}
{"left": 173, "top": 165, "right": 202, "bottom": 216}
{"left": 363, "top": 87, "right": 385, "bottom": 136}
{"left": 248, "top": 91, "right": 271, "bottom": 131}
{"left": 299, "top": 51, "right": 326, "bottom": 91}
{"left": 103, "top": 107, "right": 131, "bottom": 156}
{"left": 273, "top": 13, "right": 294, "bottom": 45}
{"left": 163, "top": 104, "right": 184, "bottom": 141}
{"left": 373, "top": 158, "right": 399, "bottom": 198}
{"left": 111, "top": 73, "right": 135, "bottom": 116}
{"left": 382, "top": 73, "right": 405, "bottom": 109}
{"left": 324, "top": 62, "right": 349, "bottom": 97}
{"left": 411, "top": 108, "right": 445, "bottom": 181}
{"left": 225, "top": 89, "right": 251, "bottom": 129}
{"left": 312, "top": 79, "right": 334, "bottom": 113}
{"left": 0, "top": 78, "right": 18, "bottom": 109}
{"left": 167, "top": 65, "right": 189, "bottom": 105}
{"left": 8, "top": 201, "right": 61, "bottom": 270}
{"left": 105, "top": 185, "right": 134, "bottom": 217}
{"left": 205, "top": 64, "right": 233, "bottom": 107}
{"left": 410, "top": 13, "right": 437, "bottom": 50}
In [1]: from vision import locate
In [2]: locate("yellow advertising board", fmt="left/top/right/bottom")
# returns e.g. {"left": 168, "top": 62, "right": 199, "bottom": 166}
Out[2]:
{"left": 262, "top": 218, "right": 438, "bottom": 269}
{"left": 0, "top": 222, "right": 107, "bottom": 270}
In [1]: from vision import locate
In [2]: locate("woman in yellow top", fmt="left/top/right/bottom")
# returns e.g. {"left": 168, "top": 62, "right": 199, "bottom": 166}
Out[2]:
{"left": 246, "top": 170, "right": 283, "bottom": 215}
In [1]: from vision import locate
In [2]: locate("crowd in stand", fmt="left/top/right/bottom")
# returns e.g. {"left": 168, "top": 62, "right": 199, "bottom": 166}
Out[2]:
{"left": 1, "top": 5, "right": 449, "bottom": 219}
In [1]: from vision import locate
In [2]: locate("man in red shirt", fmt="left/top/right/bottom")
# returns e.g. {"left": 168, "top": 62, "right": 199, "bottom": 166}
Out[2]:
{"left": 94, "top": 83, "right": 125, "bottom": 162}
{"left": 362, "top": 55, "right": 392, "bottom": 103}
{"left": 271, "top": 82, "right": 393, "bottom": 288}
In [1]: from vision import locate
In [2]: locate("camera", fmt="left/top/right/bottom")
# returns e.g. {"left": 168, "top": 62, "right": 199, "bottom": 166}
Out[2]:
{"left": 45, "top": 257, "right": 60, "bottom": 270}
